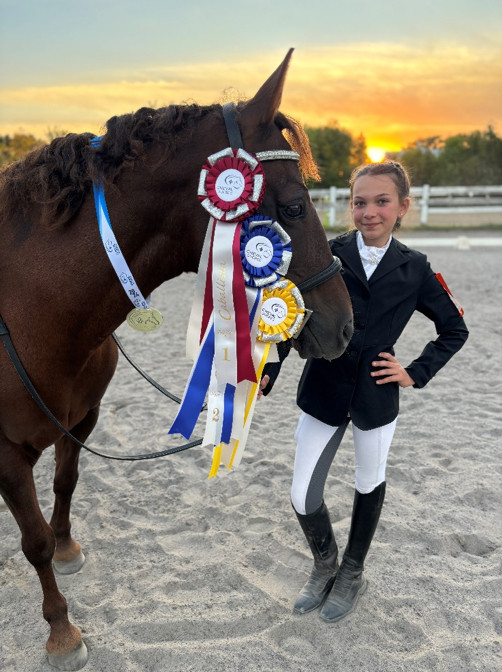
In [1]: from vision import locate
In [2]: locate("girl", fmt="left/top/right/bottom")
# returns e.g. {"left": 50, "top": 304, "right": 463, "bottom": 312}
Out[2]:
{"left": 261, "top": 161, "right": 468, "bottom": 623}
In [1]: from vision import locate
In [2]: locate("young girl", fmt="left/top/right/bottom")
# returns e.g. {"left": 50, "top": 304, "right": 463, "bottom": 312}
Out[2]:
{"left": 261, "top": 161, "right": 468, "bottom": 623}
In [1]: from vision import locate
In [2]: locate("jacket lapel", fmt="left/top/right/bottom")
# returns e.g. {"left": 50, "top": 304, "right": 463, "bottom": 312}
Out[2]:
{"left": 369, "top": 237, "right": 410, "bottom": 285}
{"left": 335, "top": 231, "right": 369, "bottom": 289}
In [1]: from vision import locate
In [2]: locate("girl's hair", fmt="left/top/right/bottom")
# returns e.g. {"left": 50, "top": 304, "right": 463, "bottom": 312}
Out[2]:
{"left": 349, "top": 161, "right": 411, "bottom": 230}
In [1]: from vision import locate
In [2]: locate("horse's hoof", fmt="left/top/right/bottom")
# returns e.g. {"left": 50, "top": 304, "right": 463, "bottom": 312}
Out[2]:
{"left": 53, "top": 550, "right": 86, "bottom": 575}
{"left": 47, "top": 639, "right": 88, "bottom": 671}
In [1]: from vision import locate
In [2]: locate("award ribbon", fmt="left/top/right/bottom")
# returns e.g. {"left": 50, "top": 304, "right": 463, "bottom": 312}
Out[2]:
{"left": 93, "top": 182, "right": 150, "bottom": 311}
{"left": 90, "top": 136, "right": 163, "bottom": 331}
{"left": 171, "top": 144, "right": 306, "bottom": 478}
{"left": 436, "top": 273, "right": 464, "bottom": 316}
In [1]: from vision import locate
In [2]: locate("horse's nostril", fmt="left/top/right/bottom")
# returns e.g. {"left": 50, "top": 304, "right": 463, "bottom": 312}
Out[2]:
{"left": 343, "top": 319, "right": 354, "bottom": 342}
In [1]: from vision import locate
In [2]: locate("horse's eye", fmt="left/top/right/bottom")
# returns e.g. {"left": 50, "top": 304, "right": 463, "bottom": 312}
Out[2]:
{"left": 283, "top": 204, "right": 303, "bottom": 219}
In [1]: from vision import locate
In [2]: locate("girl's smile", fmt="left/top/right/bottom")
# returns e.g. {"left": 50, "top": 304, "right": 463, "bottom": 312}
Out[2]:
{"left": 351, "top": 174, "right": 410, "bottom": 248}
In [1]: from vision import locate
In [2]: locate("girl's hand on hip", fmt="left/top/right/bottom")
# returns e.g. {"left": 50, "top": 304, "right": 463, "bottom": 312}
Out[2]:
{"left": 371, "top": 352, "right": 415, "bottom": 388}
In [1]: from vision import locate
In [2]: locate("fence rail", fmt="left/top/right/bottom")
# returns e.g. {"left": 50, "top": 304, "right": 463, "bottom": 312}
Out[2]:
{"left": 309, "top": 185, "right": 502, "bottom": 226}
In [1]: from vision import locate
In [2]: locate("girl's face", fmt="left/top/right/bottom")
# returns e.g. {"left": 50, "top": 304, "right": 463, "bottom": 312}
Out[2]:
{"left": 351, "top": 174, "right": 410, "bottom": 248}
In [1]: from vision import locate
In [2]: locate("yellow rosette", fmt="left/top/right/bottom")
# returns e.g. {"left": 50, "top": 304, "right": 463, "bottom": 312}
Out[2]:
{"left": 207, "top": 279, "right": 307, "bottom": 479}
{"left": 257, "top": 279, "right": 306, "bottom": 342}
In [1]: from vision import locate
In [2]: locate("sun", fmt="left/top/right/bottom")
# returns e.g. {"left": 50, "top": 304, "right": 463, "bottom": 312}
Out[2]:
{"left": 367, "top": 147, "right": 387, "bottom": 163}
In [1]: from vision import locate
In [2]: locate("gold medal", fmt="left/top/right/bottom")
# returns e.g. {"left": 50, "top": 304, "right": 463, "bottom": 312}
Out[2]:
{"left": 126, "top": 308, "right": 163, "bottom": 332}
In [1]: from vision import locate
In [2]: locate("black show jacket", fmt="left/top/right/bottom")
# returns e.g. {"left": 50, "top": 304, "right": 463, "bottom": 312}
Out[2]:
{"left": 264, "top": 230, "right": 469, "bottom": 431}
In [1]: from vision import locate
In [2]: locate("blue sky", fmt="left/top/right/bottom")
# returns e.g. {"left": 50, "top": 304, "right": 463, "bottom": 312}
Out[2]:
{"left": 1, "top": 0, "right": 501, "bottom": 149}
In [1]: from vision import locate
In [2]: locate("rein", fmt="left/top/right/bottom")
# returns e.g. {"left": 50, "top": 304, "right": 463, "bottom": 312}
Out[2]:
{"left": 0, "top": 315, "right": 203, "bottom": 460}
{"left": 0, "top": 104, "right": 342, "bottom": 462}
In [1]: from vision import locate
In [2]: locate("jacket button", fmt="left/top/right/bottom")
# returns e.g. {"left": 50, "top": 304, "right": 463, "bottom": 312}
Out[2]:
{"left": 349, "top": 350, "right": 358, "bottom": 357}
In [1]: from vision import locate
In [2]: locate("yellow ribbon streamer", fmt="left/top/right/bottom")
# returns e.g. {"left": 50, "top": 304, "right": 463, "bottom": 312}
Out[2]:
{"left": 208, "top": 342, "right": 271, "bottom": 478}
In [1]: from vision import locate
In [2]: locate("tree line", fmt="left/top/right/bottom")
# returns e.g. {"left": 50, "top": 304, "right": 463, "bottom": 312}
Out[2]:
{"left": 389, "top": 127, "right": 502, "bottom": 186}
{"left": 2, "top": 125, "right": 501, "bottom": 187}
{"left": 305, "top": 124, "right": 502, "bottom": 188}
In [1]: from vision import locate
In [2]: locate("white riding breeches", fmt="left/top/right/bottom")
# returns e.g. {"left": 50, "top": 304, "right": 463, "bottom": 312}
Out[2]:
{"left": 291, "top": 411, "right": 397, "bottom": 515}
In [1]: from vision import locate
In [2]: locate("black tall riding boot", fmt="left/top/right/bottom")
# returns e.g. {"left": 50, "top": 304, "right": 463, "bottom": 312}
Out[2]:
{"left": 293, "top": 501, "right": 339, "bottom": 614}
{"left": 320, "top": 481, "right": 386, "bottom": 623}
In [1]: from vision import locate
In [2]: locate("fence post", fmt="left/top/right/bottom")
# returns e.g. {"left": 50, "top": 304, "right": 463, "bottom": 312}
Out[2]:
{"left": 329, "top": 186, "right": 337, "bottom": 228}
{"left": 420, "top": 184, "right": 430, "bottom": 225}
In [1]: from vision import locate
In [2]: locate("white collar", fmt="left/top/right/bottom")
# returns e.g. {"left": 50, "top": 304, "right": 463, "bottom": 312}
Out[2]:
{"left": 356, "top": 231, "right": 392, "bottom": 279}
{"left": 357, "top": 231, "right": 392, "bottom": 260}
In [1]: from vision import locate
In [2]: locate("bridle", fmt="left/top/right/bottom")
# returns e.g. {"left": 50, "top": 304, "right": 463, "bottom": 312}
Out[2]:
{"left": 221, "top": 103, "right": 343, "bottom": 299}
{"left": 0, "top": 103, "right": 342, "bottom": 461}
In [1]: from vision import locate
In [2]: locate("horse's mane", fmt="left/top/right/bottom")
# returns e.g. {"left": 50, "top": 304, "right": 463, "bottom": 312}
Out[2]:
{"left": 0, "top": 104, "right": 318, "bottom": 230}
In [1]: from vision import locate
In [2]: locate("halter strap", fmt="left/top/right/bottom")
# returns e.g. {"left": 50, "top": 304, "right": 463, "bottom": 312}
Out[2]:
{"left": 222, "top": 102, "right": 244, "bottom": 149}
{"left": 222, "top": 102, "right": 300, "bottom": 162}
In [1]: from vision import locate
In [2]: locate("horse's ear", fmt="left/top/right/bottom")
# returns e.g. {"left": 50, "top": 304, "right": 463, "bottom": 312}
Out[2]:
{"left": 241, "top": 48, "right": 294, "bottom": 128}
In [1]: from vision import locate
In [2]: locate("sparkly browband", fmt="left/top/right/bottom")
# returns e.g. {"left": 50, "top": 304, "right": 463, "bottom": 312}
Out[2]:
{"left": 255, "top": 150, "right": 300, "bottom": 162}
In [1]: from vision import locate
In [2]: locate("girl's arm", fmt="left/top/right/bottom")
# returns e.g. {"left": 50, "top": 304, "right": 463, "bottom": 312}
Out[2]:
{"left": 404, "top": 264, "right": 469, "bottom": 388}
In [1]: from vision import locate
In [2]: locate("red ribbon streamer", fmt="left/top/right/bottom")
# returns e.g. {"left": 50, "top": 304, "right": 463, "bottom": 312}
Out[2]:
{"left": 232, "top": 224, "right": 257, "bottom": 383}
{"left": 436, "top": 273, "right": 464, "bottom": 316}
{"left": 201, "top": 221, "right": 216, "bottom": 344}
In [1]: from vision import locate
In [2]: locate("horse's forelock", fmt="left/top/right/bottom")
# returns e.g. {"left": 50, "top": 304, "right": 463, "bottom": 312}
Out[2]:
{"left": 273, "top": 112, "right": 320, "bottom": 183}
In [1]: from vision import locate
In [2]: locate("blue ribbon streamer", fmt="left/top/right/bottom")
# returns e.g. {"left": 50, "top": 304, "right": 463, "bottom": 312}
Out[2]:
{"left": 221, "top": 384, "right": 236, "bottom": 444}
{"left": 169, "top": 324, "right": 215, "bottom": 440}
{"left": 169, "top": 286, "right": 262, "bottom": 445}
{"left": 218, "top": 289, "right": 262, "bottom": 445}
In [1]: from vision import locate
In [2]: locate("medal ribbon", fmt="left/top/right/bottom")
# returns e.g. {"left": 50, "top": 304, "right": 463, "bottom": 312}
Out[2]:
{"left": 92, "top": 182, "right": 150, "bottom": 310}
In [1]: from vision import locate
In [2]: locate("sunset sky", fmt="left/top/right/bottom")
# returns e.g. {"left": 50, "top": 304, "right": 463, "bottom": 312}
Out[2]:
{"left": 1, "top": 0, "right": 501, "bottom": 155}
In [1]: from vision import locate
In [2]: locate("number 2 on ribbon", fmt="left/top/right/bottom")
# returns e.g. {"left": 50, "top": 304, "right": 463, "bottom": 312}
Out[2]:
{"left": 212, "top": 408, "right": 220, "bottom": 422}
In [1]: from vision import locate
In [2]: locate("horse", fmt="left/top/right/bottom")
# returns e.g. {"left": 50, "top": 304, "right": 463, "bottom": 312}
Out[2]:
{"left": 0, "top": 50, "right": 353, "bottom": 670}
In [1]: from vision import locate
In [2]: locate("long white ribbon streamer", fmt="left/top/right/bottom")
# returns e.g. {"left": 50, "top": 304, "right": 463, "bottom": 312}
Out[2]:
{"left": 212, "top": 221, "right": 238, "bottom": 389}
{"left": 203, "top": 362, "right": 226, "bottom": 447}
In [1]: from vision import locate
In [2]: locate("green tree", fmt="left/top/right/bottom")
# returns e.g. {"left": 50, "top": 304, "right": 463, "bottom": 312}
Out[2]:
{"left": 395, "top": 127, "right": 502, "bottom": 186}
{"left": 0, "top": 133, "right": 44, "bottom": 167}
{"left": 436, "top": 128, "right": 502, "bottom": 185}
{"left": 306, "top": 123, "right": 368, "bottom": 188}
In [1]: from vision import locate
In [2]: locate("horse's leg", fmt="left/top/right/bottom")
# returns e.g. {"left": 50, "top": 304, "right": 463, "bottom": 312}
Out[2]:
{"left": 0, "top": 437, "right": 88, "bottom": 670}
{"left": 51, "top": 406, "right": 100, "bottom": 575}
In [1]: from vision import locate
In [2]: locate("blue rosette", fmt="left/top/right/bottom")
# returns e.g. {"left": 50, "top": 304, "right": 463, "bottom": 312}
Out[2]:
{"left": 240, "top": 215, "right": 293, "bottom": 288}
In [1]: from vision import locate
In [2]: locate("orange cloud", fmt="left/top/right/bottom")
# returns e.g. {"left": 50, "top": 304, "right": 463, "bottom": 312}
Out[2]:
{"left": 1, "top": 42, "right": 500, "bottom": 150}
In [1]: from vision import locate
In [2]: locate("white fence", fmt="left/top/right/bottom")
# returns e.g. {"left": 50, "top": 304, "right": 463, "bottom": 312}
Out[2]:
{"left": 309, "top": 185, "right": 502, "bottom": 227}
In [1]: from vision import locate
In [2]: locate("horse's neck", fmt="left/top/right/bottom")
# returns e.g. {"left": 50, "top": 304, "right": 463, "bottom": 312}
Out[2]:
{"left": 69, "top": 171, "right": 203, "bottom": 343}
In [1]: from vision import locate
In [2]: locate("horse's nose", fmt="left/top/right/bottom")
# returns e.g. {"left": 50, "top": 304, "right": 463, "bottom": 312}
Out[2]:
{"left": 342, "top": 318, "right": 354, "bottom": 343}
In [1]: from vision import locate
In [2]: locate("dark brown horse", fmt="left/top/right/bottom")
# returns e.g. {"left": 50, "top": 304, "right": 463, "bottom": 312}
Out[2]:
{"left": 0, "top": 51, "right": 352, "bottom": 670}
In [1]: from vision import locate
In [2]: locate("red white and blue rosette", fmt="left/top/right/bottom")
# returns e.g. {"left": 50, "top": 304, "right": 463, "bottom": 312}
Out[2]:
{"left": 198, "top": 148, "right": 265, "bottom": 222}
{"left": 240, "top": 215, "right": 292, "bottom": 288}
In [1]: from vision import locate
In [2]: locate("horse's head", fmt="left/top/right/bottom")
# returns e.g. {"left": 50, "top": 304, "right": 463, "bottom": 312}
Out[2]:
{"left": 147, "top": 50, "right": 352, "bottom": 360}
{"left": 233, "top": 50, "right": 353, "bottom": 360}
